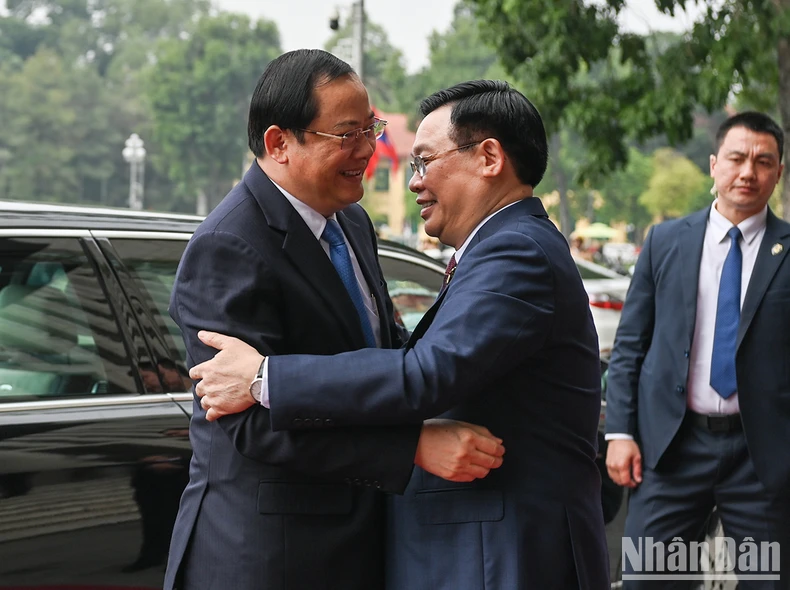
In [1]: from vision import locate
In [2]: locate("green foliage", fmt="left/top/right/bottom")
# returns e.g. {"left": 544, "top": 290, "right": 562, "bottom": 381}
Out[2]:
{"left": 639, "top": 148, "right": 711, "bottom": 220}
{"left": 0, "top": 49, "right": 122, "bottom": 203}
{"left": 325, "top": 14, "right": 409, "bottom": 112}
{"left": 467, "top": 0, "right": 788, "bottom": 184}
{"left": 143, "top": 13, "right": 281, "bottom": 211}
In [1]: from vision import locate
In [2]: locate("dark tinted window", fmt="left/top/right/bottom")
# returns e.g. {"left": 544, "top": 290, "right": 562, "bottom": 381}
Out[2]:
{"left": 379, "top": 253, "right": 442, "bottom": 332}
{"left": 109, "top": 239, "right": 188, "bottom": 366}
{"left": 0, "top": 237, "right": 136, "bottom": 400}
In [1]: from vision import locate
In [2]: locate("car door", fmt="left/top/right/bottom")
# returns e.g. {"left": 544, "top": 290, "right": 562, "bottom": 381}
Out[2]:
{"left": 0, "top": 232, "right": 190, "bottom": 590}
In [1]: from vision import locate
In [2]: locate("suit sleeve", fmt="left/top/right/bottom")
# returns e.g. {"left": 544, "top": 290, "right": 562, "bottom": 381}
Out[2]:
{"left": 604, "top": 226, "right": 657, "bottom": 437}
{"left": 171, "top": 230, "right": 419, "bottom": 493}
{"left": 267, "top": 230, "right": 559, "bottom": 428}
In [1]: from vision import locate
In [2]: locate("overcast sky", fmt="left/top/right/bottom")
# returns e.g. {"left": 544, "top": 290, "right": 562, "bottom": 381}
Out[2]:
{"left": 214, "top": 0, "right": 703, "bottom": 73}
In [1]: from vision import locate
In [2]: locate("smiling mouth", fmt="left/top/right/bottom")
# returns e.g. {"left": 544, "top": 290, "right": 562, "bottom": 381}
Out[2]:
{"left": 341, "top": 170, "right": 364, "bottom": 178}
{"left": 418, "top": 200, "right": 437, "bottom": 209}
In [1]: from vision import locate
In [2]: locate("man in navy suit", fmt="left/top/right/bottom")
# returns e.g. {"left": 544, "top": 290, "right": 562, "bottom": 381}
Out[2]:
{"left": 605, "top": 111, "right": 790, "bottom": 588}
{"left": 193, "top": 80, "right": 610, "bottom": 589}
{"left": 165, "top": 51, "right": 505, "bottom": 590}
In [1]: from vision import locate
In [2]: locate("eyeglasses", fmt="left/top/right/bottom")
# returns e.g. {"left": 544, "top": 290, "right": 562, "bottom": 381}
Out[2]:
{"left": 297, "top": 118, "right": 388, "bottom": 150}
{"left": 409, "top": 142, "right": 481, "bottom": 177}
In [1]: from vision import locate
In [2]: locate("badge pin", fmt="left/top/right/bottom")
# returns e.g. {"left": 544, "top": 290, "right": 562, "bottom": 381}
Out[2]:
{"left": 771, "top": 243, "right": 783, "bottom": 256}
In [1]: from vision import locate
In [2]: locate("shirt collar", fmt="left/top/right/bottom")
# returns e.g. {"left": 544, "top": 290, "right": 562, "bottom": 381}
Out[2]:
{"left": 270, "top": 180, "right": 336, "bottom": 239}
{"left": 454, "top": 201, "right": 522, "bottom": 262}
{"left": 708, "top": 199, "right": 767, "bottom": 246}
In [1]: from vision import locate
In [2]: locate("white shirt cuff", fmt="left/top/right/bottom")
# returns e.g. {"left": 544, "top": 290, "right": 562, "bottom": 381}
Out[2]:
{"left": 260, "top": 356, "right": 270, "bottom": 409}
{"left": 604, "top": 433, "right": 634, "bottom": 441}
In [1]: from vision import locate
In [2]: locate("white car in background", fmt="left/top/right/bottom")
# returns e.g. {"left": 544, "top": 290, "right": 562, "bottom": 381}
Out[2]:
{"left": 574, "top": 258, "right": 632, "bottom": 355}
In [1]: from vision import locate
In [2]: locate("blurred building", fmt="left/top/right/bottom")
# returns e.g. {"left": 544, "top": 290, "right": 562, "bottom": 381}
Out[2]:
{"left": 362, "top": 111, "right": 415, "bottom": 239}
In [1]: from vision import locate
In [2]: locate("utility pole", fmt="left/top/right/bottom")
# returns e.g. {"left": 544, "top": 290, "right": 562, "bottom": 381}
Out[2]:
{"left": 329, "top": 1, "right": 365, "bottom": 82}
{"left": 351, "top": 0, "right": 365, "bottom": 81}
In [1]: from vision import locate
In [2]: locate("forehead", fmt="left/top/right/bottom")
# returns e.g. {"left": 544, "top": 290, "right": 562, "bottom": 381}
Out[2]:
{"left": 312, "top": 75, "right": 372, "bottom": 126}
{"left": 413, "top": 106, "right": 453, "bottom": 153}
{"left": 718, "top": 125, "right": 780, "bottom": 158}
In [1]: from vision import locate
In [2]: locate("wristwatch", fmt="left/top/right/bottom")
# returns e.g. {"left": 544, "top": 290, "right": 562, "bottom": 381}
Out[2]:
{"left": 249, "top": 357, "right": 267, "bottom": 403}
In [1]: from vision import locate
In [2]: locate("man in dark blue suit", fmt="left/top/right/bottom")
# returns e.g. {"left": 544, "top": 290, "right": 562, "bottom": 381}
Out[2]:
{"left": 194, "top": 80, "right": 610, "bottom": 589}
{"left": 165, "top": 51, "right": 504, "bottom": 590}
{"left": 605, "top": 111, "right": 790, "bottom": 588}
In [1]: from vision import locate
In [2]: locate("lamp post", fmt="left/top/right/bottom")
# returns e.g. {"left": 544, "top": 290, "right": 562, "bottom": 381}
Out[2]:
{"left": 329, "top": 0, "right": 365, "bottom": 82}
{"left": 122, "top": 133, "right": 146, "bottom": 210}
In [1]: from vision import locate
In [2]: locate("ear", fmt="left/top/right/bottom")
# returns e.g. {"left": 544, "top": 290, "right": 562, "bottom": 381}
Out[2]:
{"left": 479, "top": 138, "right": 506, "bottom": 178}
{"left": 263, "top": 126, "right": 289, "bottom": 164}
{"left": 709, "top": 154, "right": 717, "bottom": 178}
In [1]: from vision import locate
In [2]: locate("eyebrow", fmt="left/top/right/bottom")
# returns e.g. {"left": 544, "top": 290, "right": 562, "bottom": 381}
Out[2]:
{"left": 725, "top": 149, "right": 778, "bottom": 160}
{"left": 331, "top": 111, "right": 376, "bottom": 131}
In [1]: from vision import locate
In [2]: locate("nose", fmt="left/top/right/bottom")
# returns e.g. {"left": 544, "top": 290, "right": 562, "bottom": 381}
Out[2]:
{"left": 408, "top": 168, "right": 422, "bottom": 193}
{"left": 739, "top": 158, "right": 757, "bottom": 179}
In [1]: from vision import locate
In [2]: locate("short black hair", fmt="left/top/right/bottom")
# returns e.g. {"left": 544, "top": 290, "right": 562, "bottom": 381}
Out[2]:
{"left": 715, "top": 111, "right": 784, "bottom": 162}
{"left": 248, "top": 49, "right": 355, "bottom": 157}
{"left": 419, "top": 80, "right": 548, "bottom": 188}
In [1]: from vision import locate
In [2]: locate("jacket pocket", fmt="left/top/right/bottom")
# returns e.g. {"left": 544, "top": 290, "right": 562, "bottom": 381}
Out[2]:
{"left": 257, "top": 481, "right": 353, "bottom": 515}
{"left": 415, "top": 488, "right": 504, "bottom": 524}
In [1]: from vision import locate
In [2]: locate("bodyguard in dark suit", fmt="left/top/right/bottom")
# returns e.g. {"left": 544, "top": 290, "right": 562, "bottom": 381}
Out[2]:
{"left": 194, "top": 80, "right": 610, "bottom": 590}
{"left": 165, "top": 51, "right": 504, "bottom": 590}
{"left": 605, "top": 111, "right": 790, "bottom": 589}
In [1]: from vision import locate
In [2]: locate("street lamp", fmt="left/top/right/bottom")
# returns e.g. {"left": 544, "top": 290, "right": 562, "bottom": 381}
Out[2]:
{"left": 328, "top": 0, "right": 365, "bottom": 81}
{"left": 122, "top": 133, "right": 146, "bottom": 210}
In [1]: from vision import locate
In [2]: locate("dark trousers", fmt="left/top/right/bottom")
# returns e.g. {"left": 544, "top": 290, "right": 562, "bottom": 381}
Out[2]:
{"left": 622, "top": 412, "right": 790, "bottom": 589}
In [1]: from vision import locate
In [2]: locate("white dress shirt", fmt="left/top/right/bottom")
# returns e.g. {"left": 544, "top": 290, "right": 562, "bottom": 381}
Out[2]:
{"left": 605, "top": 201, "right": 767, "bottom": 440}
{"left": 258, "top": 182, "right": 382, "bottom": 407}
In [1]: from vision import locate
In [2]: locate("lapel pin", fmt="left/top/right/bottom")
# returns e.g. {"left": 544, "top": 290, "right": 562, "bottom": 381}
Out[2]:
{"left": 771, "top": 243, "right": 783, "bottom": 256}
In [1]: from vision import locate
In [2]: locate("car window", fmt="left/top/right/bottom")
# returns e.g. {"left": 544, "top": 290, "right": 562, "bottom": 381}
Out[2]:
{"left": 107, "top": 239, "right": 189, "bottom": 367}
{"left": 0, "top": 237, "right": 136, "bottom": 400}
{"left": 378, "top": 253, "right": 442, "bottom": 332}
{"left": 574, "top": 259, "right": 624, "bottom": 280}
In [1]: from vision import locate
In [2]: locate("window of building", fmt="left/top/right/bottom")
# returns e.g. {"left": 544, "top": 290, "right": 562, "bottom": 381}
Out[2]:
{"left": 374, "top": 166, "right": 390, "bottom": 192}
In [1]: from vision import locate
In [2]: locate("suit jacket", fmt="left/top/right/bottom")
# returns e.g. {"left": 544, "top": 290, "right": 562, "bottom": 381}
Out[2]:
{"left": 266, "top": 198, "right": 610, "bottom": 590}
{"left": 605, "top": 207, "right": 790, "bottom": 493}
{"left": 164, "top": 162, "right": 421, "bottom": 590}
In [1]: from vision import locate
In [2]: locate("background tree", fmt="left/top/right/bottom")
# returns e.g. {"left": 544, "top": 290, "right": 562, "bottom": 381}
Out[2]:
{"left": 467, "top": 0, "right": 790, "bottom": 220}
{"left": 639, "top": 148, "right": 711, "bottom": 220}
{"left": 144, "top": 13, "right": 280, "bottom": 214}
{"left": 325, "top": 14, "right": 409, "bottom": 112}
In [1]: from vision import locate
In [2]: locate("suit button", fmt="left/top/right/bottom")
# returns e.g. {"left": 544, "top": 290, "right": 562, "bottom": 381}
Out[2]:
{"left": 312, "top": 419, "right": 322, "bottom": 428}
{"left": 676, "top": 385, "right": 685, "bottom": 394}
{"left": 293, "top": 418, "right": 302, "bottom": 427}
{"left": 303, "top": 418, "right": 312, "bottom": 427}
{"left": 375, "top": 481, "right": 381, "bottom": 489}
{"left": 353, "top": 478, "right": 361, "bottom": 485}
{"left": 684, "top": 350, "right": 690, "bottom": 358}
{"left": 325, "top": 419, "right": 333, "bottom": 427}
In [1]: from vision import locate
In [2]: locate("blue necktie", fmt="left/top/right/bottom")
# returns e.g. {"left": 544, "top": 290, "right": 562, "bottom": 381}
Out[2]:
{"left": 322, "top": 219, "right": 376, "bottom": 348}
{"left": 710, "top": 226, "right": 742, "bottom": 398}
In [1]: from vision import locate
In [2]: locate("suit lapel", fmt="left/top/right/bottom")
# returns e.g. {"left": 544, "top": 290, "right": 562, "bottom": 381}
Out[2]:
{"left": 407, "top": 198, "right": 547, "bottom": 347}
{"left": 243, "top": 162, "right": 367, "bottom": 349}
{"left": 737, "top": 210, "right": 790, "bottom": 348}
{"left": 678, "top": 210, "right": 708, "bottom": 342}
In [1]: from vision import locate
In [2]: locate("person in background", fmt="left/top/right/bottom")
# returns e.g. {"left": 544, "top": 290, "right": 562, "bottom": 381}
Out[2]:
{"left": 605, "top": 111, "right": 790, "bottom": 588}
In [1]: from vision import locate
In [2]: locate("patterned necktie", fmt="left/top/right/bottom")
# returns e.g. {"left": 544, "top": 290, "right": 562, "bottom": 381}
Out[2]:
{"left": 322, "top": 219, "right": 376, "bottom": 348}
{"left": 441, "top": 254, "right": 457, "bottom": 292}
{"left": 710, "top": 226, "right": 742, "bottom": 398}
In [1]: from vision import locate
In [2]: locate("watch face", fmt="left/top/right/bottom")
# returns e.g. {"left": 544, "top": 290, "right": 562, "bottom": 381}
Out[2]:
{"left": 250, "top": 379, "right": 263, "bottom": 402}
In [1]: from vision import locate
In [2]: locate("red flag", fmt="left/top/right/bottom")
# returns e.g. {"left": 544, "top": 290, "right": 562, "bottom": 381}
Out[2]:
{"left": 365, "top": 109, "right": 400, "bottom": 180}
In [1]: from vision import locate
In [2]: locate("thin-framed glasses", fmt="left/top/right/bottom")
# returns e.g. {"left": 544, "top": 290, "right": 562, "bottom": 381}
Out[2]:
{"left": 409, "top": 142, "right": 481, "bottom": 177}
{"left": 298, "top": 118, "right": 388, "bottom": 150}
